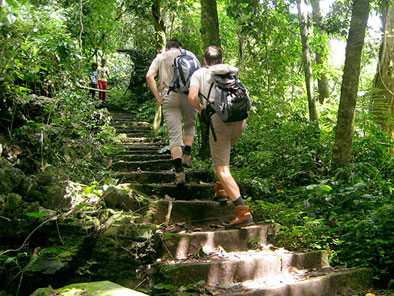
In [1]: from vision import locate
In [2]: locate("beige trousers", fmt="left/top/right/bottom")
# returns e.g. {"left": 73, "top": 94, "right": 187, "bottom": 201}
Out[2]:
{"left": 162, "top": 91, "right": 197, "bottom": 149}
{"left": 209, "top": 114, "right": 246, "bottom": 166}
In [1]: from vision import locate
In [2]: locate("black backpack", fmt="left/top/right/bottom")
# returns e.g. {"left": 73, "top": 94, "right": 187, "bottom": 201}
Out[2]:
{"left": 168, "top": 49, "right": 200, "bottom": 94}
{"left": 206, "top": 72, "right": 251, "bottom": 122}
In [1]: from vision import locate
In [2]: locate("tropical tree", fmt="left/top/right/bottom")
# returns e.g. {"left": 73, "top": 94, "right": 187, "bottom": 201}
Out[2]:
{"left": 371, "top": 4, "right": 394, "bottom": 147}
{"left": 311, "top": 0, "right": 330, "bottom": 104}
{"left": 331, "top": 0, "right": 370, "bottom": 172}
{"left": 296, "top": 0, "right": 319, "bottom": 122}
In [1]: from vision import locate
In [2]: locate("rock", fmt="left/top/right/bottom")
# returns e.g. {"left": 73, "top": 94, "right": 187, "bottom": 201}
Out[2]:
{"left": 23, "top": 165, "right": 70, "bottom": 209}
{"left": 32, "top": 281, "right": 148, "bottom": 296}
{"left": 104, "top": 185, "right": 141, "bottom": 211}
{"left": 28, "top": 257, "right": 66, "bottom": 275}
{"left": 86, "top": 217, "right": 161, "bottom": 285}
{"left": 31, "top": 287, "right": 51, "bottom": 296}
{"left": 0, "top": 157, "right": 25, "bottom": 194}
{"left": 0, "top": 193, "right": 41, "bottom": 238}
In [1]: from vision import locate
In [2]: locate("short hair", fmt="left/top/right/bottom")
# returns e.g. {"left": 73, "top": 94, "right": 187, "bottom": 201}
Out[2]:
{"left": 166, "top": 38, "right": 182, "bottom": 49}
{"left": 101, "top": 58, "right": 106, "bottom": 64}
{"left": 204, "top": 46, "right": 222, "bottom": 65}
{"left": 92, "top": 62, "right": 98, "bottom": 68}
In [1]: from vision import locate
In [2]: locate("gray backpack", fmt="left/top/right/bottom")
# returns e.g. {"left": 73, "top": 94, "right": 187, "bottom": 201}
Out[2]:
{"left": 206, "top": 72, "right": 251, "bottom": 122}
{"left": 168, "top": 49, "right": 200, "bottom": 94}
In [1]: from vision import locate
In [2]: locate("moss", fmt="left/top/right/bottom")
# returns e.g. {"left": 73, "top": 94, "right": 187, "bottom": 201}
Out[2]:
{"left": 162, "top": 232, "right": 182, "bottom": 241}
{"left": 31, "top": 287, "right": 52, "bottom": 296}
{"left": 33, "top": 281, "right": 148, "bottom": 296}
{"left": 0, "top": 157, "right": 25, "bottom": 194}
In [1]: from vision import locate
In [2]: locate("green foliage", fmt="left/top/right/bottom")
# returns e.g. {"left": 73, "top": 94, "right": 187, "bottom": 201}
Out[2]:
{"left": 334, "top": 204, "right": 394, "bottom": 285}
{"left": 1, "top": 1, "right": 81, "bottom": 95}
{"left": 233, "top": 107, "right": 326, "bottom": 197}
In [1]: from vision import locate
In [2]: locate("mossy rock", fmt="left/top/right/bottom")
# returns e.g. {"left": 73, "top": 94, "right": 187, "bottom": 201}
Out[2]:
{"left": 87, "top": 220, "right": 161, "bottom": 282}
{"left": 0, "top": 157, "right": 25, "bottom": 194}
{"left": 23, "top": 165, "right": 69, "bottom": 209}
{"left": 31, "top": 281, "right": 148, "bottom": 296}
{"left": 0, "top": 193, "right": 41, "bottom": 238}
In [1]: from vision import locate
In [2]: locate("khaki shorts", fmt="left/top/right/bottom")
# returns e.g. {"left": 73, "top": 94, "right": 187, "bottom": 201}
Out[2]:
{"left": 162, "top": 91, "right": 197, "bottom": 149}
{"left": 209, "top": 114, "right": 246, "bottom": 166}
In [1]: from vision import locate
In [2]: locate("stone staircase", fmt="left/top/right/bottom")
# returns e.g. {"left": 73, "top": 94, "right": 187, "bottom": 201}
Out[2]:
{"left": 108, "top": 110, "right": 372, "bottom": 296}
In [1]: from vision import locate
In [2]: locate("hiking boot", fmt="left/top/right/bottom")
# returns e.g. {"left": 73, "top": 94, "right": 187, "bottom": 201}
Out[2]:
{"left": 213, "top": 181, "right": 229, "bottom": 202}
{"left": 182, "top": 154, "right": 192, "bottom": 168}
{"left": 174, "top": 171, "right": 186, "bottom": 186}
{"left": 224, "top": 205, "right": 254, "bottom": 229}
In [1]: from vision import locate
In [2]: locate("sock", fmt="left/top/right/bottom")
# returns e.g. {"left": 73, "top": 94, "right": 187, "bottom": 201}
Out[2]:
{"left": 184, "top": 145, "right": 192, "bottom": 155}
{"left": 173, "top": 158, "right": 183, "bottom": 173}
{"left": 233, "top": 196, "right": 246, "bottom": 206}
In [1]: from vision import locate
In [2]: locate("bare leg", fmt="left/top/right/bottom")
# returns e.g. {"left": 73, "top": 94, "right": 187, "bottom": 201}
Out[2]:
{"left": 214, "top": 165, "right": 240, "bottom": 201}
{"left": 184, "top": 135, "right": 194, "bottom": 147}
{"left": 170, "top": 146, "right": 182, "bottom": 160}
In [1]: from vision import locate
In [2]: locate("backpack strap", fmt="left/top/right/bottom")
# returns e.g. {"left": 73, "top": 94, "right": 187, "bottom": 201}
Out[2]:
{"left": 198, "top": 83, "right": 217, "bottom": 142}
{"left": 168, "top": 49, "right": 187, "bottom": 95}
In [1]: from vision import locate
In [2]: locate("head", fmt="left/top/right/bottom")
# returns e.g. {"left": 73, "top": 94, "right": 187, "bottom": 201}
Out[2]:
{"left": 165, "top": 38, "right": 182, "bottom": 50}
{"left": 92, "top": 62, "right": 98, "bottom": 70}
{"left": 101, "top": 59, "right": 106, "bottom": 66}
{"left": 204, "top": 46, "right": 223, "bottom": 66}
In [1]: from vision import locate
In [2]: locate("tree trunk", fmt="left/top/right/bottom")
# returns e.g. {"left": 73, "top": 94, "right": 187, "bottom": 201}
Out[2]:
{"left": 311, "top": 0, "right": 330, "bottom": 104}
{"left": 371, "top": 6, "right": 394, "bottom": 149}
{"left": 297, "top": 0, "right": 319, "bottom": 122}
{"left": 331, "top": 0, "right": 370, "bottom": 172}
{"left": 200, "top": 0, "right": 221, "bottom": 49}
{"left": 199, "top": 0, "right": 221, "bottom": 159}
{"left": 151, "top": 0, "right": 166, "bottom": 53}
{"left": 151, "top": 0, "right": 166, "bottom": 134}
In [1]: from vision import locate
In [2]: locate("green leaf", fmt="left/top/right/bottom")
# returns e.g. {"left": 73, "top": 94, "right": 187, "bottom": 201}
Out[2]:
{"left": 321, "top": 185, "right": 332, "bottom": 192}
{"left": 26, "top": 212, "right": 46, "bottom": 218}
{"left": 153, "top": 283, "right": 175, "bottom": 291}
{"left": 31, "top": 46, "right": 39, "bottom": 57}
{"left": 5, "top": 0, "right": 18, "bottom": 8}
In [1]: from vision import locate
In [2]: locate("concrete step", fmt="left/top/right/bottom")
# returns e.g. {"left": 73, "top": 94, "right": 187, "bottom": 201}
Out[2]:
{"left": 115, "top": 149, "right": 168, "bottom": 156}
{"left": 218, "top": 268, "right": 373, "bottom": 296}
{"left": 149, "top": 200, "right": 235, "bottom": 226}
{"left": 115, "top": 131, "right": 153, "bottom": 137}
{"left": 126, "top": 182, "right": 214, "bottom": 200}
{"left": 109, "top": 111, "right": 138, "bottom": 119}
{"left": 112, "top": 159, "right": 172, "bottom": 171}
{"left": 114, "top": 154, "right": 171, "bottom": 161}
{"left": 117, "top": 137, "right": 164, "bottom": 145}
{"left": 162, "top": 224, "right": 279, "bottom": 260}
{"left": 157, "top": 249, "right": 330, "bottom": 287}
{"left": 120, "top": 143, "right": 165, "bottom": 151}
{"left": 115, "top": 170, "right": 213, "bottom": 183}
{"left": 111, "top": 123, "right": 151, "bottom": 131}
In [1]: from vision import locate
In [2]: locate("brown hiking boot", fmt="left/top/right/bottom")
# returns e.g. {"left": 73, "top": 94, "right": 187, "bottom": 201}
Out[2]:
{"left": 213, "top": 181, "right": 229, "bottom": 202}
{"left": 174, "top": 171, "right": 186, "bottom": 186}
{"left": 224, "top": 205, "right": 254, "bottom": 229}
{"left": 182, "top": 154, "right": 192, "bottom": 168}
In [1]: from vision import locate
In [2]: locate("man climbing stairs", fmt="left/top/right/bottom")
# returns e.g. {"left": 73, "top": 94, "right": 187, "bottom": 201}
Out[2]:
{"left": 109, "top": 110, "right": 372, "bottom": 296}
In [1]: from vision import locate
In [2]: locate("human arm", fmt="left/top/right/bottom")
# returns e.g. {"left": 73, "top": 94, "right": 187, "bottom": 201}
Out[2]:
{"left": 188, "top": 85, "right": 203, "bottom": 113}
{"left": 146, "top": 68, "right": 163, "bottom": 105}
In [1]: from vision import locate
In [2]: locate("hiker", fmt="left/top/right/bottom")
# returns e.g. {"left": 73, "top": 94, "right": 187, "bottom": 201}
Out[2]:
{"left": 97, "top": 58, "right": 110, "bottom": 103}
{"left": 89, "top": 62, "right": 98, "bottom": 99}
{"left": 146, "top": 38, "right": 198, "bottom": 186}
{"left": 188, "top": 45, "right": 254, "bottom": 229}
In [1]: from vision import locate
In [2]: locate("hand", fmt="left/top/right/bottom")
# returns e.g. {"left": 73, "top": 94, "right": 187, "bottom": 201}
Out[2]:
{"left": 156, "top": 96, "right": 163, "bottom": 105}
